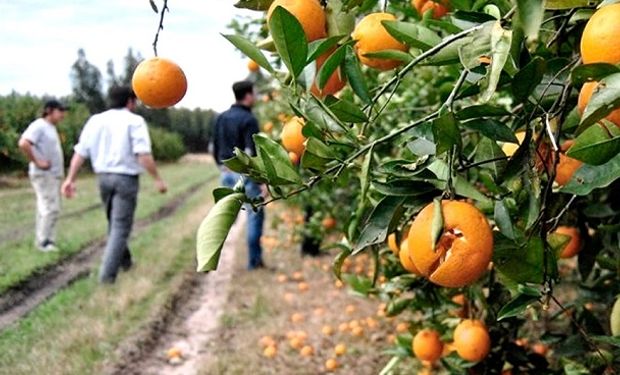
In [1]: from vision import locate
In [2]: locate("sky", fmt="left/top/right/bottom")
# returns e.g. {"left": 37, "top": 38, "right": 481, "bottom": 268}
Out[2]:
{"left": 0, "top": 1, "right": 258, "bottom": 112}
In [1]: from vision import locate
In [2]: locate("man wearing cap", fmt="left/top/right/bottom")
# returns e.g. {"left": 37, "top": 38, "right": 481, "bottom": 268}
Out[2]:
{"left": 18, "top": 99, "right": 68, "bottom": 252}
{"left": 62, "top": 86, "right": 167, "bottom": 284}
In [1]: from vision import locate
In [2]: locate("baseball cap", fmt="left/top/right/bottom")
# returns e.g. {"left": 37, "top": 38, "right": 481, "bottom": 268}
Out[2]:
{"left": 43, "top": 99, "right": 69, "bottom": 111}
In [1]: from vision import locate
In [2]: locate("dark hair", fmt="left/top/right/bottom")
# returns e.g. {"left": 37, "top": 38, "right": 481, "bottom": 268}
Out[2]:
{"left": 108, "top": 86, "right": 137, "bottom": 109}
{"left": 232, "top": 81, "right": 254, "bottom": 101}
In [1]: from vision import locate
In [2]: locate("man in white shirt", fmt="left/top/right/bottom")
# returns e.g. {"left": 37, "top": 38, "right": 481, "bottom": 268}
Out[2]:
{"left": 18, "top": 100, "right": 68, "bottom": 252}
{"left": 62, "top": 86, "right": 167, "bottom": 283}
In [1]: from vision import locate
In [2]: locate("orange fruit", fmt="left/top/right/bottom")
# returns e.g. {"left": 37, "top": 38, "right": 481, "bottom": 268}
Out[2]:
{"left": 408, "top": 201, "right": 493, "bottom": 288}
{"left": 413, "top": 329, "right": 444, "bottom": 362}
{"left": 399, "top": 240, "right": 423, "bottom": 276}
{"left": 442, "top": 341, "right": 455, "bottom": 357}
{"left": 580, "top": 3, "right": 620, "bottom": 64}
{"left": 532, "top": 343, "right": 549, "bottom": 356}
{"left": 502, "top": 131, "right": 526, "bottom": 157}
{"left": 451, "top": 294, "right": 468, "bottom": 318}
{"left": 291, "top": 313, "right": 305, "bottom": 323}
{"left": 325, "top": 358, "right": 339, "bottom": 371}
{"left": 345, "top": 305, "right": 357, "bottom": 315}
{"left": 281, "top": 116, "right": 306, "bottom": 156}
{"left": 300, "top": 345, "right": 314, "bottom": 356}
{"left": 276, "top": 274, "right": 288, "bottom": 283}
{"left": 338, "top": 322, "right": 349, "bottom": 332}
{"left": 298, "top": 282, "right": 310, "bottom": 292}
{"left": 166, "top": 347, "right": 182, "bottom": 359}
{"left": 322, "top": 325, "right": 334, "bottom": 336}
{"left": 554, "top": 140, "right": 582, "bottom": 186}
{"left": 387, "top": 233, "right": 400, "bottom": 254}
{"left": 578, "top": 81, "right": 620, "bottom": 127}
{"left": 263, "top": 121, "right": 274, "bottom": 132}
{"left": 453, "top": 320, "right": 490, "bottom": 362}
{"left": 263, "top": 345, "right": 277, "bottom": 358}
{"left": 322, "top": 216, "right": 337, "bottom": 230}
{"left": 267, "top": 0, "right": 326, "bottom": 42}
{"left": 311, "top": 51, "right": 347, "bottom": 97}
{"left": 248, "top": 59, "right": 260, "bottom": 72}
{"left": 412, "top": 0, "right": 449, "bottom": 19}
{"left": 259, "top": 335, "right": 276, "bottom": 348}
{"left": 132, "top": 57, "right": 187, "bottom": 109}
{"left": 289, "top": 337, "right": 304, "bottom": 349}
{"left": 292, "top": 271, "right": 304, "bottom": 280}
{"left": 351, "top": 326, "right": 364, "bottom": 337}
{"left": 334, "top": 343, "right": 347, "bottom": 356}
{"left": 289, "top": 151, "right": 300, "bottom": 165}
{"left": 351, "top": 13, "right": 408, "bottom": 70}
{"left": 396, "top": 322, "right": 409, "bottom": 333}
{"left": 554, "top": 226, "right": 583, "bottom": 258}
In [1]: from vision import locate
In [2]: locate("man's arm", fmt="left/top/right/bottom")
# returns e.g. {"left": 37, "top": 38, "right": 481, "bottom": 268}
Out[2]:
{"left": 138, "top": 153, "right": 167, "bottom": 193}
{"left": 61, "top": 153, "right": 85, "bottom": 198}
{"left": 244, "top": 117, "right": 260, "bottom": 157}
{"left": 18, "top": 138, "right": 50, "bottom": 170}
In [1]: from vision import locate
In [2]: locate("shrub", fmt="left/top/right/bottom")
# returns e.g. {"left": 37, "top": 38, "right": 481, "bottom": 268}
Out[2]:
{"left": 149, "top": 126, "right": 186, "bottom": 162}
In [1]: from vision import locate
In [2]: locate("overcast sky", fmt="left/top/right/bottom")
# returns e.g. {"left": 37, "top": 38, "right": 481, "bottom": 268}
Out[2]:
{"left": 0, "top": 1, "right": 258, "bottom": 112}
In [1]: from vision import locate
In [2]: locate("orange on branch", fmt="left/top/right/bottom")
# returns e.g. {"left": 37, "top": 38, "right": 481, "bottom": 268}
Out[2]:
{"left": 412, "top": 0, "right": 449, "bottom": 19}
{"left": 267, "top": 0, "right": 326, "bottom": 42}
{"left": 311, "top": 52, "right": 347, "bottom": 97}
{"left": 554, "top": 226, "right": 583, "bottom": 258}
{"left": 580, "top": 3, "right": 620, "bottom": 64}
{"left": 578, "top": 81, "right": 620, "bottom": 127}
{"left": 413, "top": 329, "right": 444, "bottom": 363}
{"left": 247, "top": 59, "right": 260, "bottom": 72}
{"left": 351, "top": 13, "right": 408, "bottom": 71}
{"left": 554, "top": 141, "right": 582, "bottom": 187}
{"left": 132, "top": 57, "right": 187, "bottom": 109}
{"left": 281, "top": 116, "right": 306, "bottom": 156}
{"left": 408, "top": 201, "right": 493, "bottom": 288}
{"left": 453, "top": 320, "right": 490, "bottom": 362}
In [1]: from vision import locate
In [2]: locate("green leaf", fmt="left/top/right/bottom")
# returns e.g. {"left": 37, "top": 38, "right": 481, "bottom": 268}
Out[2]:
{"left": 213, "top": 187, "right": 235, "bottom": 203}
{"left": 342, "top": 274, "right": 374, "bottom": 296}
{"left": 567, "top": 122, "right": 620, "bottom": 165}
{"left": 571, "top": 63, "right": 620, "bottom": 87}
{"left": 307, "top": 35, "right": 345, "bottom": 63}
{"left": 222, "top": 34, "right": 274, "bottom": 73}
{"left": 561, "top": 358, "right": 591, "bottom": 375}
{"left": 234, "top": 0, "right": 274, "bottom": 10}
{"left": 268, "top": 6, "right": 308, "bottom": 78}
{"left": 474, "top": 137, "right": 506, "bottom": 177}
{"left": 580, "top": 72, "right": 620, "bottom": 130}
{"left": 494, "top": 235, "right": 545, "bottom": 284}
{"left": 305, "top": 137, "right": 336, "bottom": 159}
{"left": 480, "top": 22, "right": 512, "bottom": 102}
{"left": 372, "top": 180, "right": 437, "bottom": 196}
{"left": 327, "top": 242, "right": 352, "bottom": 280}
{"left": 354, "top": 196, "right": 407, "bottom": 253}
{"left": 545, "top": 0, "right": 597, "bottom": 9}
{"left": 254, "top": 133, "right": 302, "bottom": 185}
{"left": 432, "top": 112, "right": 461, "bottom": 155}
{"left": 362, "top": 50, "right": 413, "bottom": 64}
{"left": 456, "top": 104, "right": 510, "bottom": 119}
{"left": 494, "top": 199, "right": 515, "bottom": 240}
{"left": 304, "top": 97, "right": 342, "bottom": 132}
{"left": 326, "top": 0, "right": 356, "bottom": 37}
{"left": 317, "top": 45, "right": 346, "bottom": 89}
{"left": 149, "top": 0, "right": 158, "bottom": 13}
{"left": 591, "top": 335, "right": 620, "bottom": 347}
{"left": 462, "top": 119, "right": 519, "bottom": 143}
{"left": 516, "top": 0, "right": 544, "bottom": 44}
{"left": 382, "top": 20, "right": 441, "bottom": 51}
{"left": 430, "top": 198, "right": 444, "bottom": 253}
{"left": 512, "top": 57, "right": 546, "bottom": 103}
{"left": 328, "top": 98, "right": 369, "bottom": 123}
{"left": 343, "top": 45, "right": 371, "bottom": 104}
{"left": 428, "top": 160, "right": 492, "bottom": 204}
{"left": 560, "top": 152, "right": 620, "bottom": 195}
{"left": 497, "top": 292, "right": 540, "bottom": 320}
{"left": 196, "top": 193, "right": 245, "bottom": 272}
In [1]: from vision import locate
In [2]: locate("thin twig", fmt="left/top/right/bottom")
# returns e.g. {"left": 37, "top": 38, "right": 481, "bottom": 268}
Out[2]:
{"left": 545, "top": 195, "right": 577, "bottom": 228}
{"left": 152, "top": 0, "right": 169, "bottom": 56}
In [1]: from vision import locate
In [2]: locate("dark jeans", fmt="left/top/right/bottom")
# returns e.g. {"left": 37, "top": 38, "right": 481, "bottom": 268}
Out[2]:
{"left": 97, "top": 173, "right": 139, "bottom": 283}
{"left": 220, "top": 170, "right": 264, "bottom": 269}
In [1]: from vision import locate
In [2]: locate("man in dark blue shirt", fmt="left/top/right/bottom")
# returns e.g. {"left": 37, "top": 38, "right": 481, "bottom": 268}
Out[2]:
{"left": 213, "top": 81, "right": 266, "bottom": 270}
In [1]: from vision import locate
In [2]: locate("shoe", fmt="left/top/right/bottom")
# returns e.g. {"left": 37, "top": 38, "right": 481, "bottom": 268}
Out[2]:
{"left": 38, "top": 240, "right": 59, "bottom": 252}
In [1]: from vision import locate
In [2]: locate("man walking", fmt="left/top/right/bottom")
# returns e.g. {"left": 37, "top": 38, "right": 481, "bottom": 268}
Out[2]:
{"left": 19, "top": 100, "right": 68, "bottom": 252}
{"left": 61, "top": 86, "right": 167, "bottom": 284}
{"left": 213, "top": 81, "right": 266, "bottom": 270}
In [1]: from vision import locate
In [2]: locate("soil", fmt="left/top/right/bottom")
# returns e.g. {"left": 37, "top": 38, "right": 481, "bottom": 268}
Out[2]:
{"left": 0, "top": 180, "right": 209, "bottom": 332}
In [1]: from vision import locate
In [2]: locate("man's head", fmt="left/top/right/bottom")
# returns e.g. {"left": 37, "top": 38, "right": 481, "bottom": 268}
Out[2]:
{"left": 232, "top": 81, "right": 255, "bottom": 107}
{"left": 42, "top": 99, "right": 68, "bottom": 125}
{"left": 108, "top": 86, "right": 137, "bottom": 110}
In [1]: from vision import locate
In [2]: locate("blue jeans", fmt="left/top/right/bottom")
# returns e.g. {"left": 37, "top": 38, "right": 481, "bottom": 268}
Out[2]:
{"left": 220, "top": 170, "right": 265, "bottom": 269}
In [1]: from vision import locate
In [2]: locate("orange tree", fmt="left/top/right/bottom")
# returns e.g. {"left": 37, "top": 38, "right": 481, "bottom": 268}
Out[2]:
{"left": 194, "top": 0, "right": 620, "bottom": 373}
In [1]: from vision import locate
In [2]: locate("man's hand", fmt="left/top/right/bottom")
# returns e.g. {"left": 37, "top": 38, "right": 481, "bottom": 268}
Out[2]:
{"left": 35, "top": 159, "right": 51, "bottom": 170}
{"left": 61, "top": 179, "right": 76, "bottom": 198}
{"left": 155, "top": 178, "right": 168, "bottom": 194}
{"left": 260, "top": 184, "right": 270, "bottom": 198}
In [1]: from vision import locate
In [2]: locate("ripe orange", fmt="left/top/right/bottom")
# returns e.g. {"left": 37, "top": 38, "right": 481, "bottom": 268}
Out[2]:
{"left": 351, "top": 13, "right": 408, "bottom": 70}
{"left": 259, "top": 335, "right": 276, "bottom": 348}
{"left": 166, "top": 347, "right": 182, "bottom": 359}
{"left": 351, "top": 326, "right": 364, "bottom": 337}
{"left": 325, "top": 358, "right": 339, "bottom": 371}
{"left": 399, "top": 238, "right": 423, "bottom": 276}
{"left": 322, "top": 216, "right": 337, "bottom": 230}
{"left": 408, "top": 201, "right": 493, "bottom": 287}
{"left": 334, "top": 343, "right": 347, "bottom": 356}
{"left": 396, "top": 322, "right": 409, "bottom": 333}
{"left": 555, "top": 141, "right": 582, "bottom": 186}
{"left": 532, "top": 343, "right": 549, "bottom": 356}
{"left": 580, "top": 3, "right": 620, "bottom": 64}
{"left": 263, "top": 345, "right": 277, "bottom": 358}
{"left": 248, "top": 59, "right": 260, "bottom": 72}
{"left": 412, "top": 0, "right": 449, "bottom": 19}
{"left": 298, "top": 282, "right": 310, "bottom": 292}
{"left": 387, "top": 233, "right": 400, "bottom": 254}
{"left": 451, "top": 294, "right": 468, "bottom": 318}
{"left": 289, "top": 151, "right": 300, "bottom": 165}
{"left": 311, "top": 52, "right": 347, "bottom": 97}
{"left": 281, "top": 116, "right": 306, "bottom": 156}
{"left": 345, "top": 304, "right": 357, "bottom": 315}
{"left": 453, "top": 319, "right": 490, "bottom": 362}
{"left": 322, "top": 325, "right": 334, "bottom": 336}
{"left": 267, "top": 0, "right": 326, "bottom": 42}
{"left": 578, "top": 81, "right": 620, "bottom": 127}
{"left": 289, "top": 337, "right": 304, "bottom": 349}
{"left": 300, "top": 345, "right": 314, "bottom": 356}
{"left": 413, "top": 329, "right": 444, "bottom": 362}
{"left": 263, "top": 121, "right": 274, "bottom": 132}
{"left": 291, "top": 312, "right": 305, "bottom": 323}
{"left": 132, "top": 57, "right": 187, "bottom": 109}
{"left": 554, "top": 226, "right": 583, "bottom": 258}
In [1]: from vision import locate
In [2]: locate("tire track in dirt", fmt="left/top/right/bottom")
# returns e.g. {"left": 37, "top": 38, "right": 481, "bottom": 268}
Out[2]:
{"left": 106, "top": 216, "right": 243, "bottom": 375}
{"left": 0, "top": 178, "right": 213, "bottom": 332}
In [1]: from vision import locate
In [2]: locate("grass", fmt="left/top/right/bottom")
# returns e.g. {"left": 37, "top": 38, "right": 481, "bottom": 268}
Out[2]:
{"left": 0, "top": 176, "right": 218, "bottom": 375}
{"left": 0, "top": 160, "right": 218, "bottom": 293}
{"left": 198, "top": 206, "right": 411, "bottom": 375}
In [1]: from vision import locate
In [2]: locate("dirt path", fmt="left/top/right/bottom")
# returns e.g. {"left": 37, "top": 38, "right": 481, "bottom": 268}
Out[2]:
{"left": 107, "top": 202, "right": 243, "bottom": 375}
{"left": 0, "top": 180, "right": 210, "bottom": 332}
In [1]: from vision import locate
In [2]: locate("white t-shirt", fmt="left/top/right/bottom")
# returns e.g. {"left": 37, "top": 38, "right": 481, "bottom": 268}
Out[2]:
{"left": 74, "top": 108, "right": 152, "bottom": 175}
{"left": 21, "top": 118, "right": 64, "bottom": 177}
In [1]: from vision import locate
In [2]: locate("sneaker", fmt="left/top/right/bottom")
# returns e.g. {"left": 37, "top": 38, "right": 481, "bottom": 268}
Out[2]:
{"left": 38, "top": 241, "right": 59, "bottom": 252}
